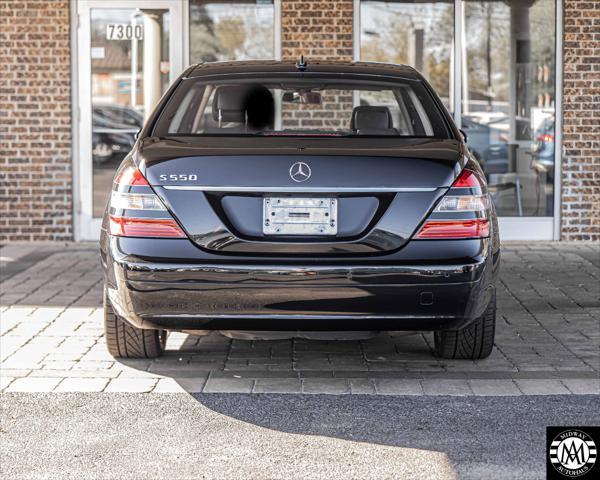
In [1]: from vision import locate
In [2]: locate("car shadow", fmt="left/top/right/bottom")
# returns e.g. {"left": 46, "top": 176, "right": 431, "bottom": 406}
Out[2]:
{"left": 136, "top": 330, "right": 453, "bottom": 380}
{"left": 185, "top": 392, "right": 585, "bottom": 480}
{"left": 118, "top": 330, "right": 511, "bottom": 391}
{"left": 116, "top": 332, "right": 568, "bottom": 479}
{"left": 113, "top": 332, "right": 596, "bottom": 480}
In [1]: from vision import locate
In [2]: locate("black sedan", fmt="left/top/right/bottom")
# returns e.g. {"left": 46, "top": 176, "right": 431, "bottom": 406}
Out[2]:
{"left": 100, "top": 60, "right": 500, "bottom": 360}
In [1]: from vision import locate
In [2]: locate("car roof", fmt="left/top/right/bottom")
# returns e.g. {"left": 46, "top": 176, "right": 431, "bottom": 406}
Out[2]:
{"left": 185, "top": 60, "right": 422, "bottom": 80}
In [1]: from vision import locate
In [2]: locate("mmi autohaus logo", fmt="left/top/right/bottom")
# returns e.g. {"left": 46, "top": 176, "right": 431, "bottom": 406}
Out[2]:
{"left": 547, "top": 427, "right": 599, "bottom": 479}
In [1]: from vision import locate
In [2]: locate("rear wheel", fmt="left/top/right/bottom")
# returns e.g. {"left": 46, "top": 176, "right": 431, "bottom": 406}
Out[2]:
{"left": 434, "top": 293, "right": 496, "bottom": 360}
{"left": 104, "top": 287, "right": 166, "bottom": 358}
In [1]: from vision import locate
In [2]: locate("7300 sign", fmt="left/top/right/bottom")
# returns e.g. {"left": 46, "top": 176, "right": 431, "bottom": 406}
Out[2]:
{"left": 106, "top": 23, "right": 143, "bottom": 41}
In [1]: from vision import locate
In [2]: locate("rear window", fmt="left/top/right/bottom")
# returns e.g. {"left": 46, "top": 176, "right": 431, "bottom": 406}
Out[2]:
{"left": 153, "top": 76, "right": 450, "bottom": 138}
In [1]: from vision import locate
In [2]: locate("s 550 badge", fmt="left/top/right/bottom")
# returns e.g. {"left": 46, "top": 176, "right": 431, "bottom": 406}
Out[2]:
{"left": 159, "top": 174, "right": 198, "bottom": 182}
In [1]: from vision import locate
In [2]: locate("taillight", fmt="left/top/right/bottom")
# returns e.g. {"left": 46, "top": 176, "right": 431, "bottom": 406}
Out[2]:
{"left": 109, "top": 216, "right": 185, "bottom": 237}
{"left": 416, "top": 219, "right": 490, "bottom": 239}
{"left": 415, "top": 167, "right": 491, "bottom": 240}
{"left": 451, "top": 168, "right": 484, "bottom": 188}
{"left": 537, "top": 133, "right": 554, "bottom": 144}
{"left": 108, "top": 162, "right": 186, "bottom": 238}
{"left": 110, "top": 191, "right": 167, "bottom": 211}
{"left": 114, "top": 166, "right": 150, "bottom": 186}
{"left": 434, "top": 195, "right": 489, "bottom": 213}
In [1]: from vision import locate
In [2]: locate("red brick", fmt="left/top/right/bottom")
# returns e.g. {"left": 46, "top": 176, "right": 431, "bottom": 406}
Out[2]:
{"left": 0, "top": 0, "right": 71, "bottom": 241}
{"left": 281, "top": 0, "right": 353, "bottom": 61}
{"left": 561, "top": 1, "right": 600, "bottom": 240}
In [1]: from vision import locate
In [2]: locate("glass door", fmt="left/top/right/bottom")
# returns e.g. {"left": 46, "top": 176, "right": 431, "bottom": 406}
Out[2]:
{"left": 461, "top": 0, "right": 557, "bottom": 239}
{"left": 76, "top": 0, "right": 183, "bottom": 240}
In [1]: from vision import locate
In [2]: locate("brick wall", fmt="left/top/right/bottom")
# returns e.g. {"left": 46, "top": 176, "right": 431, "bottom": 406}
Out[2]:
{"left": 0, "top": 0, "right": 597, "bottom": 242}
{"left": 561, "top": 0, "right": 600, "bottom": 241}
{"left": 281, "top": 90, "right": 354, "bottom": 130}
{"left": 280, "top": 1, "right": 354, "bottom": 132}
{"left": 281, "top": 0, "right": 353, "bottom": 60}
{"left": 0, "top": 0, "right": 72, "bottom": 241}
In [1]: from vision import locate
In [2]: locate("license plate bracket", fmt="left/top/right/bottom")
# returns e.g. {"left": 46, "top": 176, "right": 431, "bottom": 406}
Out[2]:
{"left": 263, "top": 197, "right": 338, "bottom": 236}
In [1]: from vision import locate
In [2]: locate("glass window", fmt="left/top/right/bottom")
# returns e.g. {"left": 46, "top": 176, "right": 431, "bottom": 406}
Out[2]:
{"left": 360, "top": 1, "right": 454, "bottom": 111}
{"left": 154, "top": 77, "right": 450, "bottom": 138}
{"left": 189, "top": 1, "right": 275, "bottom": 63}
{"left": 462, "top": 0, "right": 556, "bottom": 217}
{"left": 90, "top": 8, "right": 171, "bottom": 217}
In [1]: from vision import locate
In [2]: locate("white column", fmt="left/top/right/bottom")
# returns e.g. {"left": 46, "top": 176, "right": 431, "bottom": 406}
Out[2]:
{"left": 142, "top": 11, "right": 162, "bottom": 120}
{"left": 409, "top": 28, "right": 424, "bottom": 72}
{"left": 452, "top": 0, "right": 463, "bottom": 126}
{"left": 460, "top": 1, "right": 468, "bottom": 117}
{"left": 509, "top": 0, "right": 534, "bottom": 174}
{"left": 130, "top": 13, "right": 139, "bottom": 109}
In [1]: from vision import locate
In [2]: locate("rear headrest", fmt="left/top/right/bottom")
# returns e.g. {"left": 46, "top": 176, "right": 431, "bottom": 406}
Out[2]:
{"left": 212, "top": 86, "right": 249, "bottom": 123}
{"left": 351, "top": 106, "right": 393, "bottom": 130}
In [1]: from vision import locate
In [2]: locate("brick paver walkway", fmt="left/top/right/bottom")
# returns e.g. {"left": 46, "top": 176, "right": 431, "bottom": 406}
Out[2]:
{"left": 1, "top": 243, "right": 598, "bottom": 395}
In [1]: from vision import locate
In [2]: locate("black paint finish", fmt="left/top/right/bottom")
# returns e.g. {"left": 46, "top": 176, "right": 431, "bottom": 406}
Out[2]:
{"left": 101, "top": 235, "right": 498, "bottom": 332}
{"left": 100, "top": 60, "right": 500, "bottom": 333}
{"left": 153, "top": 187, "right": 446, "bottom": 255}
{"left": 139, "top": 139, "right": 465, "bottom": 180}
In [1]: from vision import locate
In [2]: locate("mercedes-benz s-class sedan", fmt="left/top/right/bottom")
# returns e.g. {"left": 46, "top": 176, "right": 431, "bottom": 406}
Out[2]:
{"left": 100, "top": 60, "right": 500, "bottom": 360}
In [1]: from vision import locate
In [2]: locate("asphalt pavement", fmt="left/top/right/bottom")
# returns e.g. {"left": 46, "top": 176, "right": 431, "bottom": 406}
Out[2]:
{"left": 1, "top": 393, "right": 598, "bottom": 479}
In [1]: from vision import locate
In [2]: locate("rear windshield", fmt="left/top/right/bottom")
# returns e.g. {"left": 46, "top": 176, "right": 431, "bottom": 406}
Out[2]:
{"left": 153, "top": 76, "right": 450, "bottom": 138}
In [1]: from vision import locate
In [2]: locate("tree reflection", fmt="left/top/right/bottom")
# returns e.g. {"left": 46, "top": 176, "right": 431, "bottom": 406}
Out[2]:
{"left": 190, "top": 1, "right": 274, "bottom": 62}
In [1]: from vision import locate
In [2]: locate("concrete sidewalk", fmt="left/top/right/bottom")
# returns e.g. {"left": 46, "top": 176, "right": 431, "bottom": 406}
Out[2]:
{"left": 1, "top": 242, "right": 598, "bottom": 395}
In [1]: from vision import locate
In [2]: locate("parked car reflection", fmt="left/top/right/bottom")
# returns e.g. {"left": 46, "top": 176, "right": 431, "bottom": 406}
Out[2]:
{"left": 462, "top": 113, "right": 531, "bottom": 175}
{"left": 461, "top": 111, "right": 555, "bottom": 217}
{"left": 531, "top": 116, "right": 555, "bottom": 180}
{"left": 92, "top": 104, "right": 143, "bottom": 164}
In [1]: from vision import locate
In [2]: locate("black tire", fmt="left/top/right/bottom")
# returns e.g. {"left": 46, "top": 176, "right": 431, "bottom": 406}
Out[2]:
{"left": 104, "top": 287, "right": 166, "bottom": 358}
{"left": 434, "top": 293, "right": 496, "bottom": 360}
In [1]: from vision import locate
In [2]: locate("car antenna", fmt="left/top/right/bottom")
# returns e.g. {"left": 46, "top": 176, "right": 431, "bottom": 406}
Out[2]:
{"left": 296, "top": 55, "right": 308, "bottom": 72}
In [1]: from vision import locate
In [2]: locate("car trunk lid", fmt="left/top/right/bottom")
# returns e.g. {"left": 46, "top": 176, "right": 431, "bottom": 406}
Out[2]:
{"left": 139, "top": 137, "right": 464, "bottom": 255}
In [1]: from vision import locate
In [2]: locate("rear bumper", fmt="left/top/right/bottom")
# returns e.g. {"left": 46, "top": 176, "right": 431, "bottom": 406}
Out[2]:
{"left": 102, "top": 236, "right": 498, "bottom": 332}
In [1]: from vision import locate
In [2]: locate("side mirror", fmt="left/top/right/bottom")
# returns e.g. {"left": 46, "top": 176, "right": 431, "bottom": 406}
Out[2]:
{"left": 459, "top": 129, "right": 468, "bottom": 143}
{"left": 134, "top": 129, "right": 141, "bottom": 141}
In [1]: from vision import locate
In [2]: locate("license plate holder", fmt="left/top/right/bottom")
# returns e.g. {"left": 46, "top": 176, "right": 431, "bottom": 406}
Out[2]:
{"left": 263, "top": 197, "right": 338, "bottom": 236}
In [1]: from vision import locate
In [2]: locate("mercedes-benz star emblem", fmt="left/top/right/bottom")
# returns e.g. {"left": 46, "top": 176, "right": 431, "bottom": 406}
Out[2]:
{"left": 289, "top": 162, "right": 311, "bottom": 182}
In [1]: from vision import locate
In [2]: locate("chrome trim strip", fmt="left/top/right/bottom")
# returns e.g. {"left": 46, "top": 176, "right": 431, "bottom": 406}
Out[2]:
{"left": 162, "top": 186, "right": 438, "bottom": 193}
